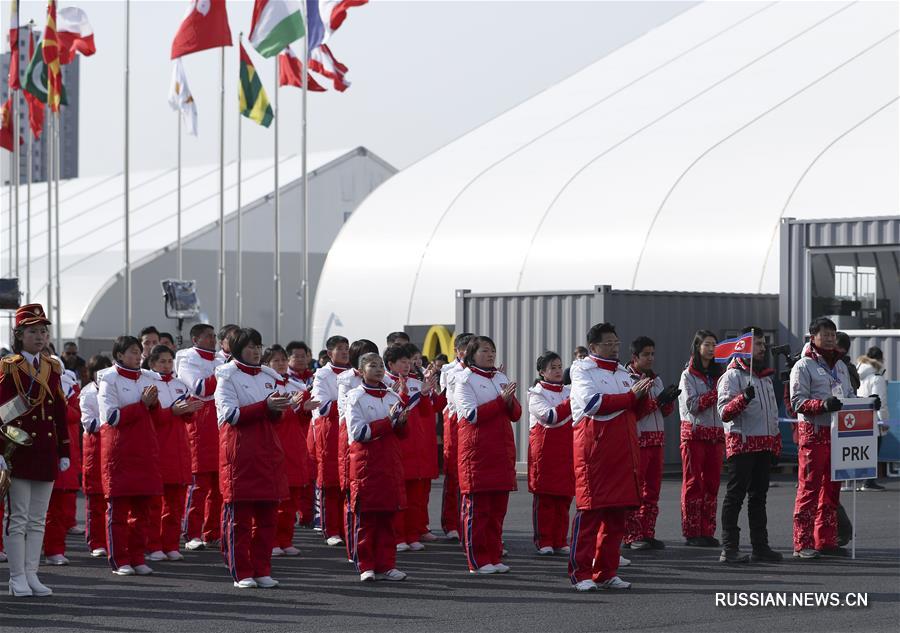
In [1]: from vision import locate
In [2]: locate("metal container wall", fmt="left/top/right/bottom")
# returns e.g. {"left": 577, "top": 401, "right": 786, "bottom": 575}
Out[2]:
{"left": 456, "top": 286, "right": 779, "bottom": 467}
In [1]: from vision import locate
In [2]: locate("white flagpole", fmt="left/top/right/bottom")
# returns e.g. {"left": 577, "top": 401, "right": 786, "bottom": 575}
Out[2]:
{"left": 25, "top": 22, "right": 32, "bottom": 301}
{"left": 45, "top": 107, "right": 51, "bottom": 315}
{"left": 218, "top": 46, "right": 226, "bottom": 327}
{"left": 274, "top": 56, "right": 281, "bottom": 343}
{"left": 124, "top": 0, "right": 132, "bottom": 334}
{"left": 13, "top": 87, "right": 20, "bottom": 279}
{"left": 301, "top": 15, "right": 309, "bottom": 341}
{"left": 236, "top": 34, "right": 242, "bottom": 325}
{"left": 177, "top": 100, "right": 182, "bottom": 280}
{"left": 53, "top": 110, "right": 60, "bottom": 350}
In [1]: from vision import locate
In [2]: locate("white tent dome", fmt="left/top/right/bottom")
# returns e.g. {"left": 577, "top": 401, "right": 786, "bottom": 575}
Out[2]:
{"left": 312, "top": 1, "right": 899, "bottom": 347}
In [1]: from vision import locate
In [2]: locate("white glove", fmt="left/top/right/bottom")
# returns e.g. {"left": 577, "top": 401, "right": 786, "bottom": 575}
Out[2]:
{"left": 59, "top": 457, "right": 70, "bottom": 472}
{"left": 0, "top": 455, "right": 7, "bottom": 471}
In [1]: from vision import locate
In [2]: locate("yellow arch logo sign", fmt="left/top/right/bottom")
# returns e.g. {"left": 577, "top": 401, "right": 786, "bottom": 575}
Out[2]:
{"left": 423, "top": 325, "right": 455, "bottom": 359}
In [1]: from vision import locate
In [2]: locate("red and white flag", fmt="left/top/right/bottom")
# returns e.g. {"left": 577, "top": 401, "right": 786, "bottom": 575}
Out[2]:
{"left": 170, "top": 0, "right": 232, "bottom": 59}
{"left": 308, "top": 43, "right": 349, "bottom": 92}
{"left": 714, "top": 333, "right": 754, "bottom": 364}
{"left": 57, "top": 6, "right": 96, "bottom": 64}
{"left": 278, "top": 45, "right": 325, "bottom": 91}
{"left": 8, "top": 0, "right": 20, "bottom": 90}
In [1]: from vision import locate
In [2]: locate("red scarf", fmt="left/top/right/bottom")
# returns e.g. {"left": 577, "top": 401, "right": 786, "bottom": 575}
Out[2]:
{"left": 290, "top": 368, "right": 313, "bottom": 382}
{"left": 194, "top": 347, "right": 216, "bottom": 361}
{"left": 539, "top": 381, "right": 563, "bottom": 392}
{"left": 469, "top": 366, "right": 496, "bottom": 379}
{"left": 235, "top": 359, "right": 261, "bottom": 376}
{"left": 158, "top": 372, "right": 174, "bottom": 383}
{"left": 589, "top": 355, "right": 618, "bottom": 372}
{"left": 626, "top": 363, "right": 656, "bottom": 380}
{"left": 363, "top": 382, "right": 388, "bottom": 398}
{"left": 330, "top": 363, "right": 352, "bottom": 375}
{"left": 116, "top": 364, "right": 141, "bottom": 381}
{"left": 807, "top": 343, "right": 841, "bottom": 369}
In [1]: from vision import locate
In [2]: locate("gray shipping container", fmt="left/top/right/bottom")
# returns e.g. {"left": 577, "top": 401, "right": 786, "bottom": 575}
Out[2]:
{"left": 455, "top": 286, "right": 778, "bottom": 468}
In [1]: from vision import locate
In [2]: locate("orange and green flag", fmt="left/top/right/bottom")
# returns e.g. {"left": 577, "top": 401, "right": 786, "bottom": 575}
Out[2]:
{"left": 42, "top": 0, "right": 63, "bottom": 113}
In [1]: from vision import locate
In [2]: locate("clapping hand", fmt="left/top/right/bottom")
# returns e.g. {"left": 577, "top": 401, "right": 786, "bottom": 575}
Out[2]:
{"left": 500, "top": 382, "right": 518, "bottom": 403}
{"left": 631, "top": 377, "right": 652, "bottom": 397}
{"left": 390, "top": 402, "right": 409, "bottom": 427}
{"left": 267, "top": 392, "right": 291, "bottom": 413}
{"left": 141, "top": 385, "right": 159, "bottom": 407}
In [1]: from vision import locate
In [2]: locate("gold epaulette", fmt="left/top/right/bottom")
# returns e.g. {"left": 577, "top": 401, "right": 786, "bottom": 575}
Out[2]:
{"left": 45, "top": 354, "right": 63, "bottom": 375}
{"left": 1, "top": 355, "right": 24, "bottom": 376}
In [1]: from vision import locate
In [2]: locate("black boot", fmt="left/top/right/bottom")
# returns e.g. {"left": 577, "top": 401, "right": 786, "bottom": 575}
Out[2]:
{"left": 719, "top": 548, "right": 749, "bottom": 564}
{"left": 750, "top": 545, "right": 783, "bottom": 562}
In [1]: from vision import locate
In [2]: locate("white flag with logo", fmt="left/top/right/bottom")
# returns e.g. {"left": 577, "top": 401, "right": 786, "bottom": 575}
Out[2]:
{"left": 168, "top": 59, "right": 198, "bottom": 136}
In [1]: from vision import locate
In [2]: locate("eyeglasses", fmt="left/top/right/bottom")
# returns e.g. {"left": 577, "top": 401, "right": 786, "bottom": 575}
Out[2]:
{"left": 598, "top": 340, "right": 620, "bottom": 347}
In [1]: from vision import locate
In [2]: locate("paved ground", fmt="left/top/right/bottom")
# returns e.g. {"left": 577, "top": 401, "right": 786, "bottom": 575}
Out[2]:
{"left": 1, "top": 475, "right": 898, "bottom": 633}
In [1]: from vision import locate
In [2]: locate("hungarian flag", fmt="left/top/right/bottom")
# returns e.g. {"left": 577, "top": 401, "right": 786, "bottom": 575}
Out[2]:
{"left": 249, "top": 0, "right": 305, "bottom": 58}
{"left": 171, "top": 0, "right": 232, "bottom": 59}
{"left": 57, "top": 6, "right": 96, "bottom": 64}
{"left": 278, "top": 45, "right": 325, "bottom": 91}
{"left": 714, "top": 332, "right": 754, "bottom": 364}
{"left": 168, "top": 59, "right": 198, "bottom": 136}
{"left": 43, "top": 0, "right": 63, "bottom": 113}
{"left": 1, "top": 97, "right": 23, "bottom": 151}
{"left": 306, "top": 0, "right": 368, "bottom": 53}
{"left": 25, "top": 33, "right": 67, "bottom": 110}
{"left": 24, "top": 31, "right": 45, "bottom": 139}
{"left": 8, "top": 0, "right": 20, "bottom": 90}
{"left": 239, "top": 43, "right": 273, "bottom": 127}
{"left": 308, "top": 43, "right": 349, "bottom": 91}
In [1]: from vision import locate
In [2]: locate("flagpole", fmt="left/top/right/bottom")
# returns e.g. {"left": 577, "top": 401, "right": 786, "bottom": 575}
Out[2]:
{"left": 176, "top": 100, "right": 182, "bottom": 279}
{"left": 124, "top": 0, "right": 132, "bottom": 334}
{"left": 26, "top": 58, "right": 32, "bottom": 302}
{"left": 13, "top": 88, "right": 20, "bottom": 279}
{"left": 54, "top": 110, "right": 60, "bottom": 350}
{"left": 45, "top": 108, "right": 51, "bottom": 316}
{"left": 301, "top": 15, "right": 309, "bottom": 342}
{"left": 217, "top": 46, "right": 226, "bottom": 327}
{"left": 236, "top": 34, "right": 242, "bottom": 325}
{"left": 274, "top": 56, "right": 281, "bottom": 344}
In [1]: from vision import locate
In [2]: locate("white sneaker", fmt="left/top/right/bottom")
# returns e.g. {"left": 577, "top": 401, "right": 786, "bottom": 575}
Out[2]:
{"left": 419, "top": 532, "right": 438, "bottom": 542}
{"left": 619, "top": 555, "right": 631, "bottom": 567}
{"left": 598, "top": 576, "right": 631, "bottom": 590}
{"left": 147, "top": 550, "right": 166, "bottom": 562}
{"left": 376, "top": 568, "right": 407, "bottom": 581}
{"left": 556, "top": 546, "right": 571, "bottom": 554}
{"left": 234, "top": 577, "right": 257, "bottom": 588}
{"left": 493, "top": 563, "right": 510, "bottom": 574}
{"left": 67, "top": 525, "right": 86, "bottom": 535}
{"left": 408, "top": 542, "right": 425, "bottom": 551}
{"left": 325, "top": 536, "right": 344, "bottom": 546}
{"left": 574, "top": 579, "right": 598, "bottom": 592}
{"left": 185, "top": 538, "right": 205, "bottom": 551}
{"left": 360, "top": 570, "right": 376, "bottom": 582}
{"left": 396, "top": 542, "right": 410, "bottom": 552}
{"left": 91, "top": 548, "right": 108, "bottom": 558}
{"left": 113, "top": 565, "right": 135, "bottom": 576}
{"left": 254, "top": 575, "right": 279, "bottom": 588}
{"left": 537, "top": 546, "right": 554, "bottom": 555}
{"left": 44, "top": 554, "right": 69, "bottom": 566}
{"left": 470, "top": 564, "right": 497, "bottom": 574}
{"left": 282, "top": 546, "right": 301, "bottom": 556}
{"left": 165, "top": 551, "right": 184, "bottom": 561}
{"left": 271, "top": 547, "right": 285, "bottom": 557}
{"left": 134, "top": 564, "right": 154, "bottom": 576}
{"left": 202, "top": 539, "right": 220, "bottom": 548}
{"left": 445, "top": 530, "right": 460, "bottom": 540}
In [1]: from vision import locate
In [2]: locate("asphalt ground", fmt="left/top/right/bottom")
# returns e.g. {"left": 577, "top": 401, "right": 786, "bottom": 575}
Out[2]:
{"left": 1, "top": 475, "right": 898, "bottom": 633}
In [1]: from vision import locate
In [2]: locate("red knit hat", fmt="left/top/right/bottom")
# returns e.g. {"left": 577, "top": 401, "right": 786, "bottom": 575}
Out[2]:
{"left": 15, "top": 303, "right": 52, "bottom": 328}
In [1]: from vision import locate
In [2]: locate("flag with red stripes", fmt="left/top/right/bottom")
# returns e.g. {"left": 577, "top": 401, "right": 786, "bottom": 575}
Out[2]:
{"left": 43, "top": 0, "right": 63, "bottom": 113}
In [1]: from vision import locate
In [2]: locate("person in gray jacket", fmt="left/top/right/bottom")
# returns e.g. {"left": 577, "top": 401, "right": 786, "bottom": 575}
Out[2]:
{"left": 716, "top": 327, "right": 782, "bottom": 564}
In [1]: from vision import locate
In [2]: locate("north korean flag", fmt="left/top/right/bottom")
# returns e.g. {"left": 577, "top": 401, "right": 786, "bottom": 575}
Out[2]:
{"left": 836, "top": 408, "right": 874, "bottom": 438}
{"left": 714, "top": 333, "right": 754, "bottom": 364}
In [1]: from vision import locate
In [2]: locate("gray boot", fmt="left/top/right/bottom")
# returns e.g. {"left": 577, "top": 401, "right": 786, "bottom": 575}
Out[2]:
{"left": 6, "top": 533, "right": 32, "bottom": 597}
{"left": 24, "top": 530, "right": 52, "bottom": 596}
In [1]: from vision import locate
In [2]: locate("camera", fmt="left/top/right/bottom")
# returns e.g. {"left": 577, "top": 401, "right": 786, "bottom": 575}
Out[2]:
{"left": 770, "top": 344, "right": 801, "bottom": 382}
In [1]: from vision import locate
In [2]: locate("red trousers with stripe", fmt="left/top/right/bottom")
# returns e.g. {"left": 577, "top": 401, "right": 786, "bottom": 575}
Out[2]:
{"left": 84, "top": 493, "right": 107, "bottom": 551}
{"left": 625, "top": 445, "right": 664, "bottom": 543}
{"left": 532, "top": 494, "right": 571, "bottom": 550}
{"left": 793, "top": 442, "right": 840, "bottom": 551}
{"left": 680, "top": 440, "right": 723, "bottom": 538}
{"left": 148, "top": 484, "right": 188, "bottom": 553}
{"left": 320, "top": 485, "right": 344, "bottom": 539}
{"left": 394, "top": 479, "right": 432, "bottom": 544}
{"left": 183, "top": 472, "right": 222, "bottom": 543}
{"left": 297, "top": 484, "right": 315, "bottom": 526}
{"left": 221, "top": 501, "right": 278, "bottom": 581}
{"left": 43, "top": 490, "right": 77, "bottom": 557}
{"left": 275, "top": 486, "right": 303, "bottom": 549}
{"left": 441, "top": 474, "right": 460, "bottom": 535}
{"left": 460, "top": 491, "right": 509, "bottom": 571}
{"left": 106, "top": 495, "right": 152, "bottom": 569}
{"left": 352, "top": 510, "right": 398, "bottom": 574}
{"left": 568, "top": 507, "right": 627, "bottom": 584}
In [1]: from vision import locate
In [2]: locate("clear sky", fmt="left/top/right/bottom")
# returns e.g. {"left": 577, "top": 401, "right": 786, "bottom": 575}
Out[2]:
{"left": 6, "top": 0, "right": 695, "bottom": 176}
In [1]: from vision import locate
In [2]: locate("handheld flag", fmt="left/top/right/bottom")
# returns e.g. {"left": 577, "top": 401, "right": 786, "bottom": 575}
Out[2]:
{"left": 42, "top": 0, "right": 63, "bottom": 113}
{"left": 24, "top": 31, "right": 45, "bottom": 139}
{"left": 171, "top": 0, "right": 233, "bottom": 59}
{"left": 239, "top": 43, "right": 273, "bottom": 127}
{"left": 168, "top": 59, "right": 198, "bottom": 135}
{"left": 249, "top": 0, "right": 305, "bottom": 58}
{"left": 8, "top": 0, "right": 20, "bottom": 90}
{"left": 278, "top": 45, "right": 325, "bottom": 91}
{"left": 57, "top": 6, "right": 96, "bottom": 64}
{"left": 714, "top": 332, "right": 754, "bottom": 364}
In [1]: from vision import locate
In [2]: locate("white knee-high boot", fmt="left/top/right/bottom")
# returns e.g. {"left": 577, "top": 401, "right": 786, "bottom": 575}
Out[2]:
{"left": 25, "top": 524, "right": 52, "bottom": 596}
{"left": 6, "top": 532, "right": 32, "bottom": 597}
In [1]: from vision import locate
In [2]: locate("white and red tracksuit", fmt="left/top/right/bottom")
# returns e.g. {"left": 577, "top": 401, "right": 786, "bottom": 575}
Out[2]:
{"left": 568, "top": 356, "right": 653, "bottom": 584}
{"left": 215, "top": 361, "right": 288, "bottom": 582}
{"left": 455, "top": 367, "right": 521, "bottom": 571}
{"left": 384, "top": 370, "right": 437, "bottom": 545}
{"left": 274, "top": 376, "right": 311, "bottom": 550}
{"left": 80, "top": 376, "right": 108, "bottom": 552}
{"left": 346, "top": 382, "right": 408, "bottom": 575}
{"left": 146, "top": 373, "right": 194, "bottom": 554}
{"left": 337, "top": 367, "right": 363, "bottom": 557}
{"left": 175, "top": 347, "right": 224, "bottom": 544}
{"left": 789, "top": 343, "right": 854, "bottom": 552}
{"left": 624, "top": 366, "right": 674, "bottom": 545}
{"left": 98, "top": 365, "right": 164, "bottom": 570}
{"left": 311, "top": 362, "right": 353, "bottom": 540}
{"left": 289, "top": 367, "right": 316, "bottom": 526}
{"left": 677, "top": 361, "right": 725, "bottom": 540}
{"left": 43, "top": 372, "right": 82, "bottom": 557}
{"left": 439, "top": 359, "right": 465, "bottom": 535}
{"left": 527, "top": 381, "right": 574, "bottom": 551}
